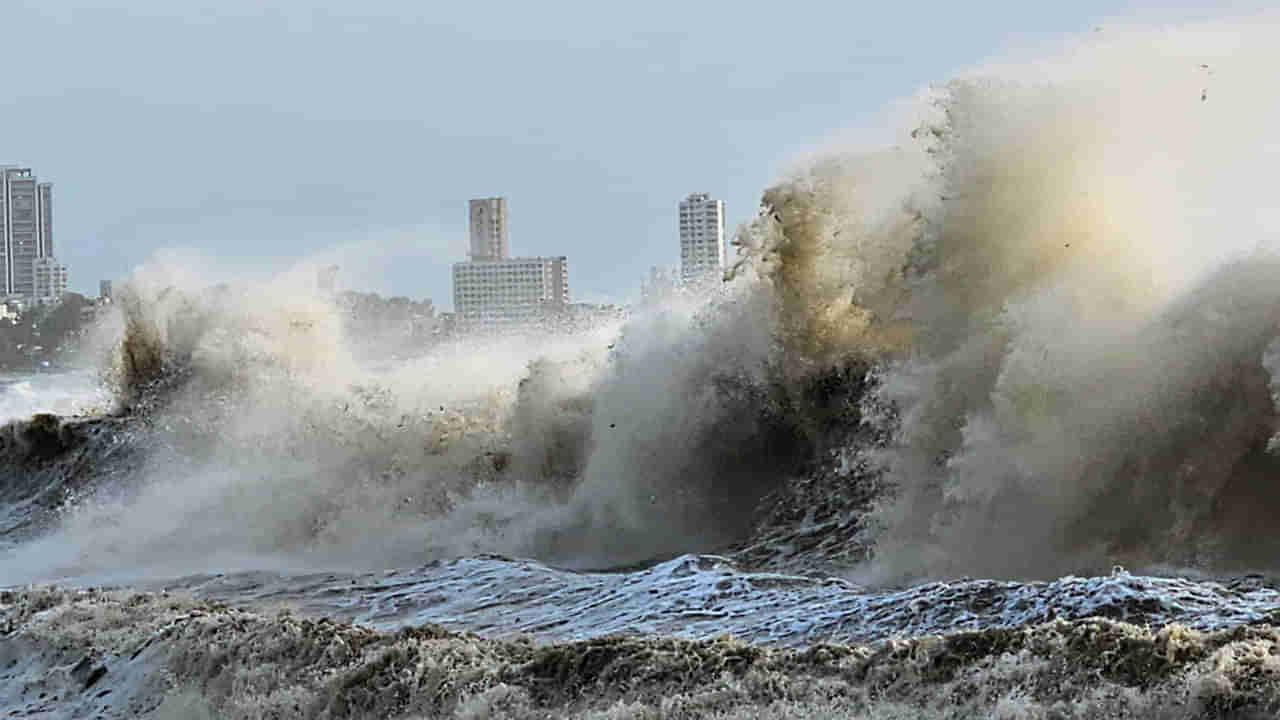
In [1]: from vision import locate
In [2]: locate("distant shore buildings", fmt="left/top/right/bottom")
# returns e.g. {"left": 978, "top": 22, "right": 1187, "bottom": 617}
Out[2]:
{"left": 634, "top": 193, "right": 727, "bottom": 302}
{"left": 678, "top": 192, "right": 725, "bottom": 285}
{"left": 1, "top": 166, "right": 67, "bottom": 308}
{"left": 451, "top": 197, "right": 569, "bottom": 331}
{"left": 33, "top": 257, "right": 68, "bottom": 305}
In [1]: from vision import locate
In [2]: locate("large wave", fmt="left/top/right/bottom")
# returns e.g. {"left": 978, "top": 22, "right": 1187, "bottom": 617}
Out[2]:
{"left": 8, "top": 252, "right": 813, "bottom": 580}
{"left": 707, "top": 16, "right": 1280, "bottom": 580}
{"left": 10, "top": 16, "right": 1280, "bottom": 586}
{"left": 799, "top": 19, "right": 1280, "bottom": 580}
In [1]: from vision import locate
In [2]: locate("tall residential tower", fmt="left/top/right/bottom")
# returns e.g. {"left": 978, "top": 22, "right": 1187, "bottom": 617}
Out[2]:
{"left": 468, "top": 197, "right": 509, "bottom": 261}
{"left": 1, "top": 167, "right": 64, "bottom": 304}
{"left": 678, "top": 192, "right": 726, "bottom": 284}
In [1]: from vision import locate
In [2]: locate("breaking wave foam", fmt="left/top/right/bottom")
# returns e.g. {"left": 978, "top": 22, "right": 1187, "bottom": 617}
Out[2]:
{"left": 9, "top": 15, "right": 1280, "bottom": 587}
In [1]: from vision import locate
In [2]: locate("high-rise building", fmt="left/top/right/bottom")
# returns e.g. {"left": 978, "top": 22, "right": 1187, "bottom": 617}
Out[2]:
{"left": 0, "top": 167, "right": 58, "bottom": 301}
{"left": 452, "top": 197, "right": 569, "bottom": 331}
{"left": 678, "top": 192, "right": 726, "bottom": 284}
{"left": 469, "top": 197, "right": 509, "bottom": 261}
{"left": 452, "top": 256, "right": 568, "bottom": 329}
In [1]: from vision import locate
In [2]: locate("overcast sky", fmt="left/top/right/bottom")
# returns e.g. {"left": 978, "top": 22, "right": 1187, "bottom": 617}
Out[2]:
{"left": 2, "top": 0, "right": 1262, "bottom": 308}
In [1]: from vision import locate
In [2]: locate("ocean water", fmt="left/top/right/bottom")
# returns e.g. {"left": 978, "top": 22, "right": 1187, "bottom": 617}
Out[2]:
{"left": 5, "top": 17, "right": 1280, "bottom": 719}
{"left": 0, "top": 369, "right": 111, "bottom": 423}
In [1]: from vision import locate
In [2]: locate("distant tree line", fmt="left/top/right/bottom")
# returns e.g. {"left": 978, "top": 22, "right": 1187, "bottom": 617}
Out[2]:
{"left": 0, "top": 293, "right": 95, "bottom": 371}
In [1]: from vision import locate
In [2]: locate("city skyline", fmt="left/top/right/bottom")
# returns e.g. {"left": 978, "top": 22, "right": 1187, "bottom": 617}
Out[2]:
{"left": 4, "top": 2, "right": 1266, "bottom": 309}
{"left": 452, "top": 196, "right": 570, "bottom": 330}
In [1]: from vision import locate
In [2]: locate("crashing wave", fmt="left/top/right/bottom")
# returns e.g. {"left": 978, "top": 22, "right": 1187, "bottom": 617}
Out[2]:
{"left": 7, "top": 18, "right": 1280, "bottom": 590}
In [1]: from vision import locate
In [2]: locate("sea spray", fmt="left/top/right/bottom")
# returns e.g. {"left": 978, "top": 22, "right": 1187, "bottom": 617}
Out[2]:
{"left": 856, "top": 24, "right": 1280, "bottom": 579}
{"left": 9, "top": 17, "right": 1280, "bottom": 587}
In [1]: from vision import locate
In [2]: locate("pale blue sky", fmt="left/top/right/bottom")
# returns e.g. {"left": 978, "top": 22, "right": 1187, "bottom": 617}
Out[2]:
{"left": 1, "top": 1, "right": 1263, "bottom": 307}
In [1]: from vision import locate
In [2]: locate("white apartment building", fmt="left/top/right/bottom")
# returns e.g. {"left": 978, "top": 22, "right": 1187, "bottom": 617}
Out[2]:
{"left": 678, "top": 192, "right": 726, "bottom": 284}
{"left": 452, "top": 197, "right": 570, "bottom": 331}
{"left": 452, "top": 256, "right": 568, "bottom": 329}
{"left": 32, "top": 256, "right": 68, "bottom": 306}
